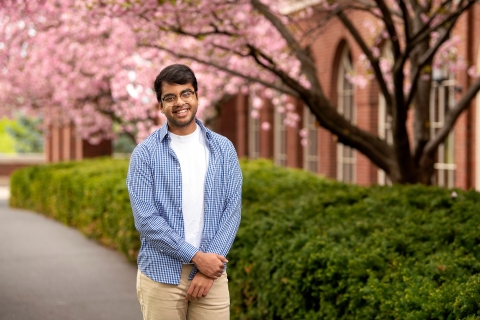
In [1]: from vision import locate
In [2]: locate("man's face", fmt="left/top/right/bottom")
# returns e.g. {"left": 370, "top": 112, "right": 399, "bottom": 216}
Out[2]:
{"left": 160, "top": 82, "right": 198, "bottom": 135}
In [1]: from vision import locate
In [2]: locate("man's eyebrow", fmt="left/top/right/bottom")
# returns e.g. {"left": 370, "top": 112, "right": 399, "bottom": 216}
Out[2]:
{"left": 163, "top": 89, "right": 193, "bottom": 97}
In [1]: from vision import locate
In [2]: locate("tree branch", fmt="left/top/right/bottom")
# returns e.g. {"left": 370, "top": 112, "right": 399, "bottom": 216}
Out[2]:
{"left": 142, "top": 43, "right": 298, "bottom": 96}
{"left": 250, "top": 0, "right": 321, "bottom": 90}
{"left": 397, "top": 0, "right": 411, "bottom": 43}
{"left": 407, "top": 0, "right": 458, "bottom": 48}
{"left": 422, "top": 77, "right": 480, "bottom": 158}
{"left": 245, "top": 44, "right": 308, "bottom": 96}
{"left": 374, "top": 0, "right": 401, "bottom": 59}
{"left": 405, "top": 8, "right": 464, "bottom": 108}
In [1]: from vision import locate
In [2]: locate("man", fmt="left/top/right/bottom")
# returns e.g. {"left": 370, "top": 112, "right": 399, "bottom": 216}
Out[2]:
{"left": 126, "top": 64, "right": 242, "bottom": 320}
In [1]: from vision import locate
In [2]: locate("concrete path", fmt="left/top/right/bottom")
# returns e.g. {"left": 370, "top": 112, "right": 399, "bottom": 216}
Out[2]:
{"left": 0, "top": 182, "right": 142, "bottom": 320}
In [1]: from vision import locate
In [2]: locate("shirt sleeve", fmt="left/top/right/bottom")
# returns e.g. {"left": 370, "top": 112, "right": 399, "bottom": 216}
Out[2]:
{"left": 205, "top": 143, "right": 242, "bottom": 257}
{"left": 126, "top": 145, "right": 199, "bottom": 263}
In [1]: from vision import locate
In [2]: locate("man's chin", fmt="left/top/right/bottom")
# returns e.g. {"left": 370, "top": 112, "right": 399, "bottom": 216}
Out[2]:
{"left": 174, "top": 116, "right": 195, "bottom": 128}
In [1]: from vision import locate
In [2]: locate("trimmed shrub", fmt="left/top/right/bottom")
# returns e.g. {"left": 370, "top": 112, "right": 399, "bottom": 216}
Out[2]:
{"left": 10, "top": 158, "right": 139, "bottom": 262}
{"left": 229, "top": 160, "right": 480, "bottom": 319}
{"left": 10, "top": 158, "right": 480, "bottom": 319}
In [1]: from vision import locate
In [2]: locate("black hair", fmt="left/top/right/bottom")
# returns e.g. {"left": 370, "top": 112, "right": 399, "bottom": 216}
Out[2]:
{"left": 153, "top": 64, "right": 198, "bottom": 103}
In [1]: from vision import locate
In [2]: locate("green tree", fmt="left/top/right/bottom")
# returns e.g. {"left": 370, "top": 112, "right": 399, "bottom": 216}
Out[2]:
{"left": 6, "top": 117, "right": 43, "bottom": 153}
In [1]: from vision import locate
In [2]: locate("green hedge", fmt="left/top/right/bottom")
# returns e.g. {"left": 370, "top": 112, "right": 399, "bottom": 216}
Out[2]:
{"left": 10, "top": 158, "right": 480, "bottom": 319}
{"left": 10, "top": 158, "right": 139, "bottom": 261}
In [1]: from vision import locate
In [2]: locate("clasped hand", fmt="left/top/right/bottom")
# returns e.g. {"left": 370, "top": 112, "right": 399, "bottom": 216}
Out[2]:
{"left": 191, "top": 251, "right": 227, "bottom": 279}
{"left": 186, "top": 252, "right": 227, "bottom": 301}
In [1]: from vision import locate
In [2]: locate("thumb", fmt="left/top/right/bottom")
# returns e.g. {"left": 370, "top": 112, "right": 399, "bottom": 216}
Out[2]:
{"left": 216, "top": 254, "right": 228, "bottom": 263}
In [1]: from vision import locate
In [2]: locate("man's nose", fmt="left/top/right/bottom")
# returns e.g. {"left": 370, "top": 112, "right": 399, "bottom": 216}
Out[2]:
{"left": 172, "top": 96, "right": 185, "bottom": 106}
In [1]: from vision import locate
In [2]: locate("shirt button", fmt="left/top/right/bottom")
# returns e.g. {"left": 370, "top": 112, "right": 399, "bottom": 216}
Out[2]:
{"left": 178, "top": 207, "right": 181, "bottom": 211}
{"left": 178, "top": 186, "right": 180, "bottom": 188}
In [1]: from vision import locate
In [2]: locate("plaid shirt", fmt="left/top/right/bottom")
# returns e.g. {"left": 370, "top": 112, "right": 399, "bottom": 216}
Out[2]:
{"left": 126, "top": 119, "right": 242, "bottom": 285}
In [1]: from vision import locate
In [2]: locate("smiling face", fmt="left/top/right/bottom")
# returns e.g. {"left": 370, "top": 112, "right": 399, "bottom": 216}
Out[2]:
{"left": 160, "top": 82, "right": 198, "bottom": 135}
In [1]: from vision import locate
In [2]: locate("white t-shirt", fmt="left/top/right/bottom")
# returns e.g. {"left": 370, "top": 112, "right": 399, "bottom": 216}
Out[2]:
{"left": 169, "top": 125, "right": 209, "bottom": 249}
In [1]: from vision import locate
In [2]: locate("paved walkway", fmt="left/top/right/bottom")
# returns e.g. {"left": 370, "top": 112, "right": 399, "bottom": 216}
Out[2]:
{"left": 0, "top": 182, "right": 142, "bottom": 320}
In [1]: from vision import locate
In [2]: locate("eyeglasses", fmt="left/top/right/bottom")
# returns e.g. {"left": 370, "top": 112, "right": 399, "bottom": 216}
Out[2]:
{"left": 161, "top": 91, "right": 195, "bottom": 106}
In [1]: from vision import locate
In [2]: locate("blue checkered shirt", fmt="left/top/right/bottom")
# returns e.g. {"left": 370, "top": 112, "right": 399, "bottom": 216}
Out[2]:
{"left": 126, "top": 119, "right": 242, "bottom": 285}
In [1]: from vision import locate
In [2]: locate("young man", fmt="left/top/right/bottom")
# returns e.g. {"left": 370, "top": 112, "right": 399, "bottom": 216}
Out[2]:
{"left": 126, "top": 64, "right": 242, "bottom": 320}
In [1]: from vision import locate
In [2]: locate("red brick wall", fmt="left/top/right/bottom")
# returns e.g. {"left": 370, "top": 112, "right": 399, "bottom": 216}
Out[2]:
{"left": 45, "top": 124, "right": 112, "bottom": 163}
{"left": 213, "top": 94, "right": 250, "bottom": 158}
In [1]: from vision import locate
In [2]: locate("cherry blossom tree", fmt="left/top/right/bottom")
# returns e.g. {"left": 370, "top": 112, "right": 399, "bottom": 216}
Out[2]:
{"left": 98, "top": 0, "right": 478, "bottom": 184}
{"left": 2, "top": 0, "right": 480, "bottom": 184}
{"left": 0, "top": 0, "right": 233, "bottom": 143}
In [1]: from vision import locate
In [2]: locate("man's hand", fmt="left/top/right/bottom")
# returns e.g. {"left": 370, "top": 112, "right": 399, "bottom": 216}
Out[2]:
{"left": 191, "top": 251, "right": 227, "bottom": 279}
{"left": 185, "top": 272, "right": 214, "bottom": 301}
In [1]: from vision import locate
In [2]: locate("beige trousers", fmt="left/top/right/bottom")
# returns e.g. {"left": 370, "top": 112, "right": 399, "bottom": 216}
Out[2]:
{"left": 136, "top": 265, "right": 230, "bottom": 320}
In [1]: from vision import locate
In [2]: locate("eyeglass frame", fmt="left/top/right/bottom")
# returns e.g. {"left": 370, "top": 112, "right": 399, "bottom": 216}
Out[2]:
{"left": 161, "top": 90, "right": 196, "bottom": 107}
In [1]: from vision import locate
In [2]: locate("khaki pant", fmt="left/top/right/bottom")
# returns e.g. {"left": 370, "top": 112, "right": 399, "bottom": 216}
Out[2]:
{"left": 136, "top": 266, "right": 230, "bottom": 320}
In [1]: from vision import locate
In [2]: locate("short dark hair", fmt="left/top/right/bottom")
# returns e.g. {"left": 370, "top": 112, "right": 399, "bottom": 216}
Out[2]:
{"left": 154, "top": 64, "right": 198, "bottom": 103}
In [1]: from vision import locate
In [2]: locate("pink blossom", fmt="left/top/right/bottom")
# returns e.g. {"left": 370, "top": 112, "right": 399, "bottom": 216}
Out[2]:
{"left": 420, "top": 13, "right": 429, "bottom": 24}
{"left": 421, "top": 74, "right": 431, "bottom": 81}
{"left": 261, "top": 121, "right": 271, "bottom": 131}
{"left": 468, "top": 66, "right": 480, "bottom": 78}
{"left": 250, "top": 109, "right": 260, "bottom": 119}
{"left": 299, "top": 128, "right": 308, "bottom": 138}
{"left": 345, "top": 74, "right": 368, "bottom": 89}
{"left": 253, "top": 97, "right": 263, "bottom": 109}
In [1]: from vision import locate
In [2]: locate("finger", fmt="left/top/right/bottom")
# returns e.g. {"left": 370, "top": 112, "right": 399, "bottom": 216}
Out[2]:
{"left": 203, "top": 281, "right": 214, "bottom": 298}
{"left": 186, "top": 284, "right": 195, "bottom": 301}
{"left": 201, "top": 286, "right": 208, "bottom": 298}
{"left": 192, "top": 285, "right": 201, "bottom": 300}
{"left": 216, "top": 255, "right": 228, "bottom": 263}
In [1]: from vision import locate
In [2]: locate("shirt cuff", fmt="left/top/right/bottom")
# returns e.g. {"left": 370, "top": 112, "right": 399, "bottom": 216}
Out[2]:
{"left": 178, "top": 241, "right": 199, "bottom": 263}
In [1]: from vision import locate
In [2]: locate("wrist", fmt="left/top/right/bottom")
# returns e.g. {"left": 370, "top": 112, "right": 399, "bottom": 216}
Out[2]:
{"left": 191, "top": 251, "right": 203, "bottom": 264}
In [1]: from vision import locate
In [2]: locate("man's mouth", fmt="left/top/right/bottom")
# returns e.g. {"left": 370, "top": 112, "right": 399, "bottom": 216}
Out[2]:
{"left": 173, "top": 107, "right": 189, "bottom": 115}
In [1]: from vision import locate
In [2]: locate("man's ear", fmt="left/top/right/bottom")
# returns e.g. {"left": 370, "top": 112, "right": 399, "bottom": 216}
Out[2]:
{"left": 159, "top": 103, "right": 164, "bottom": 113}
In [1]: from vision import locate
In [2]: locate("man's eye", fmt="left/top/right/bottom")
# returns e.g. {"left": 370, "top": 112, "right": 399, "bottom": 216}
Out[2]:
{"left": 182, "top": 92, "right": 193, "bottom": 98}
{"left": 164, "top": 96, "right": 175, "bottom": 102}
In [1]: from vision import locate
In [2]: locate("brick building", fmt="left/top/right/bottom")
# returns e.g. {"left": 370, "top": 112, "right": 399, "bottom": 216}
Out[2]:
{"left": 213, "top": 3, "right": 480, "bottom": 190}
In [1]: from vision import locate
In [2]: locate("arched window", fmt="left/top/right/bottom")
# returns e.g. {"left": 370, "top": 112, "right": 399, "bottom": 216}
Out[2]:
{"left": 336, "top": 46, "right": 356, "bottom": 183}
{"left": 431, "top": 67, "right": 456, "bottom": 187}
{"left": 303, "top": 106, "right": 318, "bottom": 173}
